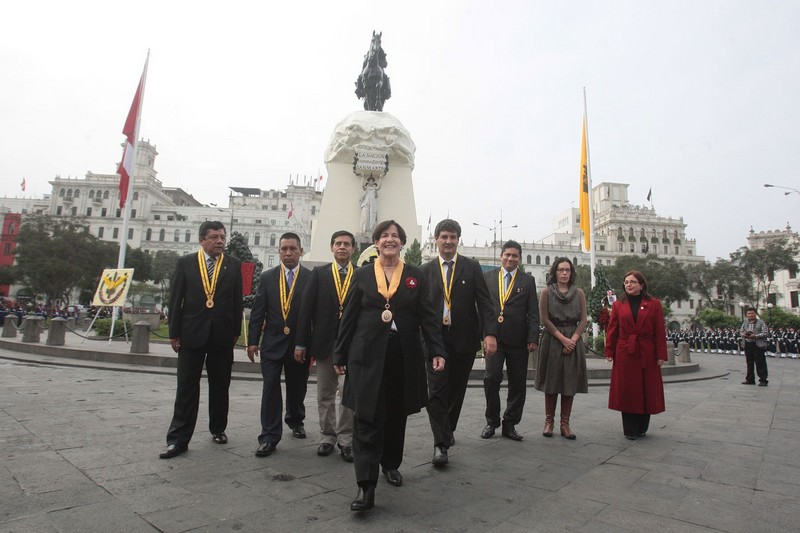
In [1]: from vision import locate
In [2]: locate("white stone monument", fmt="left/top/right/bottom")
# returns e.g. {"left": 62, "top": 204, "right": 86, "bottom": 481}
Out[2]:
{"left": 306, "top": 110, "right": 421, "bottom": 262}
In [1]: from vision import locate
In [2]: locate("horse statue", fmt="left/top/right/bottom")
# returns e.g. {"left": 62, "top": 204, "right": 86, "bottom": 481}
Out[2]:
{"left": 355, "top": 31, "right": 391, "bottom": 111}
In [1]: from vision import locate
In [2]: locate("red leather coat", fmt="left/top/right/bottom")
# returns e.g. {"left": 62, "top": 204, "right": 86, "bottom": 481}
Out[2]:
{"left": 605, "top": 297, "right": 668, "bottom": 414}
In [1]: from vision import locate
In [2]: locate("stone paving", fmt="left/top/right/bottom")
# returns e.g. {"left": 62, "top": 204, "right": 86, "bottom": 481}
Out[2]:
{"left": 1, "top": 342, "right": 798, "bottom": 532}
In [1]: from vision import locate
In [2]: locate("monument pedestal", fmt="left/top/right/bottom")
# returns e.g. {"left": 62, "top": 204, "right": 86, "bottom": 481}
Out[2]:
{"left": 306, "top": 111, "right": 421, "bottom": 262}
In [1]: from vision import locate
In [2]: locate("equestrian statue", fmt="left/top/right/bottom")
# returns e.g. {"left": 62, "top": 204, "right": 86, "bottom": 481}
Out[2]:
{"left": 355, "top": 31, "right": 391, "bottom": 111}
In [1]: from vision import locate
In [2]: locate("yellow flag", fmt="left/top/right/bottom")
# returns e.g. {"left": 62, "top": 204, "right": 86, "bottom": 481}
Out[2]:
{"left": 578, "top": 115, "right": 591, "bottom": 251}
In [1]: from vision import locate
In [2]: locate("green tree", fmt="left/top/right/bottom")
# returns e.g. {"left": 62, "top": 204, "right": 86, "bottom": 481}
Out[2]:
{"left": 225, "top": 231, "right": 263, "bottom": 308}
{"left": 15, "top": 214, "right": 117, "bottom": 309}
{"left": 125, "top": 246, "right": 153, "bottom": 282}
{"left": 686, "top": 259, "right": 748, "bottom": 311}
{"left": 0, "top": 265, "right": 15, "bottom": 287}
{"left": 698, "top": 308, "right": 740, "bottom": 329}
{"left": 151, "top": 250, "right": 179, "bottom": 310}
{"left": 404, "top": 238, "right": 422, "bottom": 266}
{"left": 730, "top": 238, "right": 799, "bottom": 310}
{"left": 588, "top": 263, "right": 614, "bottom": 324}
{"left": 606, "top": 255, "right": 690, "bottom": 307}
{"left": 763, "top": 306, "right": 800, "bottom": 329}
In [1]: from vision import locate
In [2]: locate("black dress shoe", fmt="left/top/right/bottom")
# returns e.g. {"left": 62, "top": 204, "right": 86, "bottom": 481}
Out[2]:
{"left": 383, "top": 468, "right": 402, "bottom": 487}
{"left": 338, "top": 444, "right": 354, "bottom": 463}
{"left": 292, "top": 426, "right": 307, "bottom": 439}
{"left": 211, "top": 432, "right": 228, "bottom": 444}
{"left": 255, "top": 442, "right": 277, "bottom": 457}
{"left": 317, "top": 443, "right": 335, "bottom": 456}
{"left": 625, "top": 435, "right": 638, "bottom": 440}
{"left": 741, "top": 381, "right": 755, "bottom": 385}
{"left": 448, "top": 435, "right": 456, "bottom": 447}
{"left": 432, "top": 446, "right": 448, "bottom": 467}
{"left": 501, "top": 424, "right": 523, "bottom": 441}
{"left": 159, "top": 443, "right": 187, "bottom": 459}
{"left": 350, "top": 485, "right": 375, "bottom": 512}
{"left": 480, "top": 424, "right": 496, "bottom": 439}
{"left": 758, "top": 382, "right": 768, "bottom": 387}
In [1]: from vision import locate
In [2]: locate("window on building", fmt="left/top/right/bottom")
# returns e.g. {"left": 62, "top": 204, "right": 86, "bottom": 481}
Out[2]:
{"left": 101, "top": 208, "right": 107, "bottom": 217}
{"left": 185, "top": 230, "right": 191, "bottom": 242}
{"left": 89, "top": 190, "right": 95, "bottom": 198}
{"left": 606, "top": 259, "right": 611, "bottom": 265}
{"left": 56, "top": 206, "right": 63, "bottom": 215}
{"left": 687, "top": 249, "right": 692, "bottom": 255}
{"left": 573, "top": 257, "right": 578, "bottom": 265}
{"left": 641, "top": 243, "right": 647, "bottom": 253}
{"left": 167, "top": 215, "right": 174, "bottom": 221}
{"left": 133, "top": 192, "right": 139, "bottom": 201}
{"left": 790, "top": 267, "right": 797, "bottom": 280}
{"left": 8, "top": 223, "right": 15, "bottom": 234}
{"left": 599, "top": 245, "right": 605, "bottom": 251}
{"left": 282, "top": 204, "right": 287, "bottom": 211}
{"left": 254, "top": 233, "right": 261, "bottom": 245}
{"left": 663, "top": 245, "right": 668, "bottom": 254}
{"left": 244, "top": 232, "right": 249, "bottom": 244}
{"left": 535, "top": 255, "right": 541, "bottom": 265}
{"left": 66, "top": 189, "right": 73, "bottom": 197}
{"left": 545, "top": 256, "right": 550, "bottom": 266}
{"left": 690, "top": 299, "right": 694, "bottom": 309}
{"left": 86, "top": 208, "right": 92, "bottom": 217}
{"left": 629, "top": 243, "right": 635, "bottom": 252}
{"left": 526, "top": 254, "right": 531, "bottom": 264}
{"left": 791, "top": 291, "right": 799, "bottom": 308}
{"left": 74, "top": 189, "right": 80, "bottom": 198}
{"left": 675, "top": 246, "right": 680, "bottom": 255}
{"left": 174, "top": 230, "right": 180, "bottom": 242}
{"left": 70, "top": 207, "right": 77, "bottom": 216}
{"left": 270, "top": 234, "right": 276, "bottom": 246}
{"left": 268, "top": 255, "right": 275, "bottom": 267}
{"left": 677, "top": 300, "right": 682, "bottom": 309}
{"left": 311, "top": 206, "right": 317, "bottom": 215}
{"left": 145, "top": 228, "right": 152, "bottom": 241}
{"left": 103, "top": 190, "right": 109, "bottom": 199}
{"left": 154, "top": 215, "right": 161, "bottom": 220}
{"left": 271, "top": 220, "right": 276, "bottom": 225}
{"left": 59, "top": 188, "right": 65, "bottom": 197}
{"left": 128, "top": 228, "right": 133, "bottom": 239}
{"left": 116, "top": 209, "right": 121, "bottom": 218}
{"left": 159, "top": 229, "right": 165, "bottom": 242}
{"left": 618, "top": 242, "right": 624, "bottom": 252}
{"left": 767, "top": 293, "right": 777, "bottom": 305}
{"left": 112, "top": 228, "right": 119, "bottom": 239}
{"left": 4, "top": 243, "right": 12, "bottom": 255}
{"left": 131, "top": 209, "right": 136, "bottom": 218}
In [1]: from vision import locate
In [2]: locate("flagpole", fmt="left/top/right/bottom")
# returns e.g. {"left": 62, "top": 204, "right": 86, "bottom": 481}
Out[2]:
{"left": 117, "top": 51, "right": 149, "bottom": 270}
{"left": 583, "top": 87, "right": 598, "bottom": 337}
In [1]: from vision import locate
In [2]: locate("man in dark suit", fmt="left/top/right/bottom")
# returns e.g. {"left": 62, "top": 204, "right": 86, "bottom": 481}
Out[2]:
{"left": 247, "top": 232, "right": 311, "bottom": 457}
{"left": 160, "top": 221, "right": 243, "bottom": 459}
{"left": 421, "top": 219, "right": 497, "bottom": 466}
{"left": 481, "top": 240, "right": 539, "bottom": 441}
{"left": 294, "top": 230, "right": 356, "bottom": 462}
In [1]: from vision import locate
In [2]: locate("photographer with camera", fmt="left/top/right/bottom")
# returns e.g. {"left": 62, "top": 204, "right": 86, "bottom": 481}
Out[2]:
{"left": 740, "top": 307, "right": 768, "bottom": 386}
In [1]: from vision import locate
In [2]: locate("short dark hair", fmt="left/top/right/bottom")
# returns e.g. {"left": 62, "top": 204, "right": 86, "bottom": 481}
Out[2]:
{"left": 434, "top": 219, "right": 462, "bottom": 239}
{"left": 330, "top": 230, "right": 356, "bottom": 247}
{"left": 620, "top": 270, "right": 651, "bottom": 300}
{"left": 279, "top": 232, "right": 302, "bottom": 247}
{"left": 501, "top": 240, "right": 522, "bottom": 255}
{"left": 372, "top": 219, "right": 407, "bottom": 245}
{"left": 746, "top": 307, "right": 757, "bottom": 313}
{"left": 547, "top": 257, "right": 576, "bottom": 286}
{"left": 199, "top": 221, "right": 226, "bottom": 239}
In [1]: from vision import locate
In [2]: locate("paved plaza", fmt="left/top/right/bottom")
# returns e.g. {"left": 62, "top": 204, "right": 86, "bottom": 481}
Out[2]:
{"left": 1, "top": 339, "right": 799, "bottom": 532}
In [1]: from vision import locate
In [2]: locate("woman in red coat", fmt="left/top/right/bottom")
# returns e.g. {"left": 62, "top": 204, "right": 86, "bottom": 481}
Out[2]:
{"left": 604, "top": 270, "right": 667, "bottom": 440}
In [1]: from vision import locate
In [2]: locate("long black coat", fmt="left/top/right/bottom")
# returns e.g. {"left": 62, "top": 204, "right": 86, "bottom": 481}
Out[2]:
{"left": 334, "top": 263, "right": 447, "bottom": 422}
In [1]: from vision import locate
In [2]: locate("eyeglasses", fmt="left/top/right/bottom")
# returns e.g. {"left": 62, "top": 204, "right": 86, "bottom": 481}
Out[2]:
{"left": 623, "top": 280, "right": 640, "bottom": 285}
{"left": 556, "top": 268, "right": 571, "bottom": 273}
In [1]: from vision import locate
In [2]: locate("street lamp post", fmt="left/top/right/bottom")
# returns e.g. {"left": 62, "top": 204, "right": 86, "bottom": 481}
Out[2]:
{"left": 473, "top": 215, "right": 518, "bottom": 267}
{"left": 763, "top": 183, "right": 800, "bottom": 197}
{"left": 739, "top": 301, "right": 746, "bottom": 321}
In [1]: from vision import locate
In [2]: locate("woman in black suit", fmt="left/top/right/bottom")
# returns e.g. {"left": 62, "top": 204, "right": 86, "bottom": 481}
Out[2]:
{"left": 334, "top": 220, "right": 447, "bottom": 512}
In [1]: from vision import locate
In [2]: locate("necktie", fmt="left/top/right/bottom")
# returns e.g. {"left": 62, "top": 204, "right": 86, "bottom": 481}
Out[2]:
{"left": 504, "top": 271, "right": 512, "bottom": 291}
{"left": 339, "top": 266, "right": 347, "bottom": 282}
{"left": 286, "top": 268, "right": 294, "bottom": 287}
{"left": 444, "top": 261, "right": 453, "bottom": 284}
{"left": 206, "top": 257, "right": 216, "bottom": 280}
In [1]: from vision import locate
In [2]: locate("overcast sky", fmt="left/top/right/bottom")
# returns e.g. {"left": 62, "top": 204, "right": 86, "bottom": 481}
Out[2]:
{"left": 2, "top": 1, "right": 798, "bottom": 261}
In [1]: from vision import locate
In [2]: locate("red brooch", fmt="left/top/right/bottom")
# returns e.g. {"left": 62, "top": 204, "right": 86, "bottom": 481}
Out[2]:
{"left": 405, "top": 277, "right": 417, "bottom": 289}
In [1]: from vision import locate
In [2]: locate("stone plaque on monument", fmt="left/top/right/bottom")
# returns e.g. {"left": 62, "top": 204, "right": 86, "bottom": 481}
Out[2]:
{"left": 353, "top": 144, "right": 390, "bottom": 177}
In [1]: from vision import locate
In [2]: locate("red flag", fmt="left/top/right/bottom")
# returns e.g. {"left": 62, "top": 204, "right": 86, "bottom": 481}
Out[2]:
{"left": 117, "top": 64, "right": 146, "bottom": 208}
{"left": 241, "top": 262, "right": 256, "bottom": 295}
{"left": 287, "top": 203, "right": 294, "bottom": 219}
{"left": 20, "top": 177, "right": 26, "bottom": 192}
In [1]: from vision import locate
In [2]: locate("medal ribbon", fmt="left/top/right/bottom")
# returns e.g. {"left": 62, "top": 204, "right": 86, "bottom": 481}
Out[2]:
{"left": 440, "top": 256, "right": 457, "bottom": 321}
{"left": 497, "top": 268, "right": 518, "bottom": 316}
{"left": 198, "top": 250, "right": 223, "bottom": 306}
{"left": 332, "top": 262, "right": 354, "bottom": 317}
{"left": 280, "top": 264, "right": 299, "bottom": 325}
{"left": 374, "top": 260, "right": 404, "bottom": 306}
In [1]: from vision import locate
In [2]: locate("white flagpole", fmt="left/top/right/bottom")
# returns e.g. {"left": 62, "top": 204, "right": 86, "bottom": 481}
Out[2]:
{"left": 583, "top": 88, "right": 599, "bottom": 338}
{"left": 117, "top": 51, "right": 149, "bottom": 270}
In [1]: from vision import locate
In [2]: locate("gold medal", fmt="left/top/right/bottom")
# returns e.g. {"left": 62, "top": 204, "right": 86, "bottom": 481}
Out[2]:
{"left": 443, "top": 315, "right": 451, "bottom": 325}
{"left": 440, "top": 256, "right": 457, "bottom": 328}
{"left": 283, "top": 326, "right": 291, "bottom": 335}
{"left": 198, "top": 250, "right": 223, "bottom": 309}
{"left": 338, "top": 307, "right": 343, "bottom": 320}
{"left": 332, "top": 263, "right": 353, "bottom": 322}
{"left": 498, "top": 315, "right": 504, "bottom": 323}
{"left": 497, "top": 269, "right": 517, "bottom": 324}
{"left": 279, "top": 264, "right": 299, "bottom": 336}
{"left": 374, "top": 260, "right": 403, "bottom": 327}
{"left": 381, "top": 309, "right": 393, "bottom": 323}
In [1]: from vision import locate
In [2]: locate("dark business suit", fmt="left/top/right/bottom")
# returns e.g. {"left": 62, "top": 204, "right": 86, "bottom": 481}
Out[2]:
{"left": 421, "top": 254, "right": 496, "bottom": 447}
{"left": 248, "top": 264, "right": 311, "bottom": 444}
{"left": 295, "top": 263, "right": 355, "bottom": 446}
{"left": 166, "top": 251, "right": 243, "bottom": 446}
{"left": 483, "top": 267, "right": 539, "bottom": 428}
{"left": 335, "top": 263, "right": 446, "bottom": 485}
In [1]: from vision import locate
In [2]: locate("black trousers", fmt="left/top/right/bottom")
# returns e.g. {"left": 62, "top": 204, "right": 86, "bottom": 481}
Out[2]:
{"left": 621, "top": 412, "right": 650, "bottom": 437}
{"left": 484, "top": 344, "right": 528, "bottom": 427}
{"left": 426, "top": 329, "right": 478, "bottom": 447}
{"left": 744, "top": 342, "right": 768, "bottom": 384}
{"left": 353, "top": 336, "right": 407, "bottom": 486}
{"left": 166, "top": 338, "right": 233, "bottom": 446}
{"left": 258, "top": 349, "right": 311, "bottom": 444}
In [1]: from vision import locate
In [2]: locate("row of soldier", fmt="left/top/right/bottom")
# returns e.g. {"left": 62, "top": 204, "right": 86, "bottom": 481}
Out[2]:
{"left": 670, "top": 327, "right": 799, "bottom": 358}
